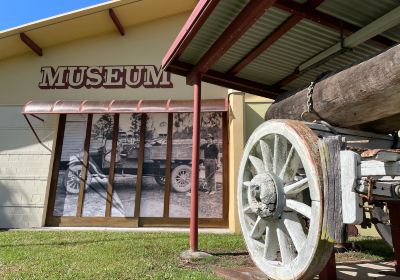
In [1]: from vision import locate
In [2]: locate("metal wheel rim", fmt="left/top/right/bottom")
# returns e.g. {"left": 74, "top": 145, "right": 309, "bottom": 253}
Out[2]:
{"left": 238, "top": 120, "right": 330, "bottom": 280}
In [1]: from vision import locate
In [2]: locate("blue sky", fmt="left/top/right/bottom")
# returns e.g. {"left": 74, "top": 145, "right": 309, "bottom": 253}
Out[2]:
{"left": 0, "top": 0, "right": 109, "bottom": 31}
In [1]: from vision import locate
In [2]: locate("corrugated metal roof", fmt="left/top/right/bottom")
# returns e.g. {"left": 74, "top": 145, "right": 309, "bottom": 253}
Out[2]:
{"left": 180, "top": 0, "right": 249, "bottom": 65}
{"left": 236, "top": 18, "right": 342, "bottom": 85}
{"left": 165, "top": 0, "right": 400, "bottom": 96}
{"left": 211, "top": 7, "right": 291, "bottom": 73}
{"left": 317, "top": 0, "right": 400, "bottom": 42}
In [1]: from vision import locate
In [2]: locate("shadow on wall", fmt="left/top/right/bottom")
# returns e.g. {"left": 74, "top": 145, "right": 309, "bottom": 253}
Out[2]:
{"left": 0, "top": 178, "right": 36, "bottom": 229}
{"left": 244, "top": 104, "right": 266, "bottom": 141}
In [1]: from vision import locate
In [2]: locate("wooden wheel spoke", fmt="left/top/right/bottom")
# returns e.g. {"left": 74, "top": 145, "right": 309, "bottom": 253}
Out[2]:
{"left": 249, "top": 155, "right": 265, "bottom": 175}
{"left": 263, "top": 221, "right": 278, "bottom": 260}
{"left": 282, "top": 212, "right": 307, "bottom": 252}
{"left": 277, "top": 221, "right": 296, "bottom": 264}
{"left": 260, "top": 139, "right": 272, "bottom": 172}
{"left": 286, "top": 199, "right": 312, "bottom": 219}
{"left": 243, "top": 181, "right": 252, "bottom": 187}
{"left": 279, "top": 146, "right": 301, "bottom": 182}
{"left": 273, "top": 134, "right": 288, "bottom": 175}
{"left": 250, "top": 216, "right": 267, "bottom": 239}
{"left": 283, "top": 178, "right": 309, "bottom": 195}
{"left": 244, "top": 206, "right": 253, "bottom": 214}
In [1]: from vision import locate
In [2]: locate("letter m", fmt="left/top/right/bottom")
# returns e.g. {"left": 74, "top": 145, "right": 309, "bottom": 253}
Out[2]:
{"left": 143, "top": 66, "right": 173, "bottom": 88}
{"left": 38, "top": 66, "right": 67, "bottom": 89}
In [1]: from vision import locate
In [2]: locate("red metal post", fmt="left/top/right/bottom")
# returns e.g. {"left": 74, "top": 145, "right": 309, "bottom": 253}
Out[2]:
{"left": 388, "top": 202, "right": 400, "bottom": 273}
{"left": 190, "top": 74, "right": 201, "bottom": 252}
{"left": 319, "top": 249, "right": 337, "bottom": 280}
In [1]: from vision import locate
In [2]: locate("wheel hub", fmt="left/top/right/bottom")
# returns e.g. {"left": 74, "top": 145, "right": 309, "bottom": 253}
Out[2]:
{"left": 248, "top": 173, "right": 283, "bottom": 219}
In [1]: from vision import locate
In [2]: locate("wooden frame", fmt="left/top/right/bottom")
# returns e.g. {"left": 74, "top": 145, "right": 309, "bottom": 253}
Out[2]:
{"left": 163, "top": 113, "right": 174, "bottom": 218}
{"left": 45, "top": 114, "right": 66, "bottom": 223}
{"left": 76, "top": 114, "right": 93, "bottom": 217}
{"left": 46, "top": 111, "right": 229, "bottom": 228}
{"left": 105, "top": 114, "right": 119, "bottom": 217}
{"left": 134, "top": 114, "right": 147, "bottom": 218}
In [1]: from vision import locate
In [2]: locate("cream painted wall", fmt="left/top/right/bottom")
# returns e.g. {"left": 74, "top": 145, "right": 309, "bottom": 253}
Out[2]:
{"left": 244, "top": 94, "right": 273, "bottom": 140}
{"left": 0, "top": 107, "right": 57, "bottom": 228}
{"left": 228, "top": 92, "right": 273, "bottom": 233}
{"left": 0, "top": 12, "right": 228, "bottom": 228}
{"left": 0, "top": 12, "right": 227, "bottom": 106}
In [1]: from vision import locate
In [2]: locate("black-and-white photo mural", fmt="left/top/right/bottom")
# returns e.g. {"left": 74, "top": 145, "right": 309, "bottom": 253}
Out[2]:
{"left": 82, "top": 114, "right": 114, "bottom": 217}
{"left": 169, "top": 112, "right": 223, "bottom": 219}
{"left": 50, "top": 110, "right": 226, "bottom": 226}
{"left": 111, "top": 114, "right": 141, "bottom": 217}
{"left": 53, "top": 114, "right": 88, "bottom": 216}
{"left": 140, "top": 113, "right": 168, "bottom": 217}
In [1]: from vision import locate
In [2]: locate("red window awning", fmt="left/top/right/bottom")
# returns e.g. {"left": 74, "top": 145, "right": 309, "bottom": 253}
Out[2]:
{"left": 21, "top": 99, "right": 228, "bottom": 114}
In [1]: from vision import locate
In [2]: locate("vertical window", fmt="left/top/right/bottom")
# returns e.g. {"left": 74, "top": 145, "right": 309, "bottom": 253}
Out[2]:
{"left": 81, "top": 114, "right": 114, "bottom": 217}
{"left": 168, "top": 112, "right": 224, "bottom": 219}
{"left": 53, "top": 114, "right": 88, "bottom": 216}
{"left": 111, "top": 114, "right": 141, "bottom": 217}
{"left": 140, "top": 113, "right": 168, "bottom": 217}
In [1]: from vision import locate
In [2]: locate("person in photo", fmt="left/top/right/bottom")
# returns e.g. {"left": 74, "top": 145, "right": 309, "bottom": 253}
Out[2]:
{"left": 200, "top": 133, "right": 219, "bottom": 195}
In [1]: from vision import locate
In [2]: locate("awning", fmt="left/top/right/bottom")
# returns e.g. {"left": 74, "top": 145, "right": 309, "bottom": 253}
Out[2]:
{"left": 21, "top": 99, "right": 228, "bottom": 114}
{"left": 162, "top": 0, "right": 400, "bottom": 99}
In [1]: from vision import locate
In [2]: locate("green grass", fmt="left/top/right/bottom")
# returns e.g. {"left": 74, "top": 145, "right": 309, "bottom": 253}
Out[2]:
{"left": 0, "top": 231, "right": 245, "bottom": 280}
{"left": 0, "top": 231, "right": 393, "bottom": 279}
{"left": 335, "top": 236, "right": 394, "bottom": 263}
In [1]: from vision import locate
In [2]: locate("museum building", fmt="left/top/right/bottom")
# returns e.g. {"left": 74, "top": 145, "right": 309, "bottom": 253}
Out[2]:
{"left": 0, "top": 0, "right": 271, "bottom": 232}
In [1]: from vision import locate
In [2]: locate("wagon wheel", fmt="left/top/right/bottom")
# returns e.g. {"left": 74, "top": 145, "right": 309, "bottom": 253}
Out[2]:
{"left": 238, "top": 120, "right": 333, "bottom": 280}
{"left": 155, "top": 176, "right": 166, "bottom": 186}
{"left": 171, "top": 165, "right": 191, "bottom": 193}
{"left": 62, "top": 164, "right": 92, "bottom": 194}
{"left": 370, "top": 204, "right": 393, "bottom": 247}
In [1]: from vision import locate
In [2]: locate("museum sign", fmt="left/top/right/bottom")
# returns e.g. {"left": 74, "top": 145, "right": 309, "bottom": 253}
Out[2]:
{"left": 38, "top": 65, "right": 173, "bottom": 89}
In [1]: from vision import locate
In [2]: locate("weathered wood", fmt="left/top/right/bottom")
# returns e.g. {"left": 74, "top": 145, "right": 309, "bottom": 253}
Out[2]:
{"left": 266, "top": 44, "right": 400, "bottom": 133}
{"left": 319, "top": 136, "right": 347, "bottom": 243}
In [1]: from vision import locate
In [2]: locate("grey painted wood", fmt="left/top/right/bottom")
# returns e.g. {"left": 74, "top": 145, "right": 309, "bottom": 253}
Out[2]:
{"left": 361, "top": 160, "right": 400, "bottom": 176}
{"left": 340, "top": 151, "right": 363, "bottom": 224}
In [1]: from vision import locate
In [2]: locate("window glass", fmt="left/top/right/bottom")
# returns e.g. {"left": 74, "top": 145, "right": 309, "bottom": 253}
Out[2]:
{"left": 140, "top": 113, "right": 168, "bottom": 217}
{"left": 168, "top": 112, "right": 223, "bottom": 218}
{"left": 111, "top": 114, "right": 141, "bottom": 217}
{"left": 53, "top": 114, "right": 88, "bottom": 216}
{"left": 81, "top": 114, "right": 114, "bottom": 217}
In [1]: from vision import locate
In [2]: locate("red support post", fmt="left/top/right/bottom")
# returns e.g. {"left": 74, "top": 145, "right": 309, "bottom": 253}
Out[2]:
{"left": 319, "top": 250, "right": 337, "bottom": 280}
{"left": 190, "top": 74, "right": 201, "bottom": 252}
{"left": 388, "top": 202, "right": 400, "bottom": 273}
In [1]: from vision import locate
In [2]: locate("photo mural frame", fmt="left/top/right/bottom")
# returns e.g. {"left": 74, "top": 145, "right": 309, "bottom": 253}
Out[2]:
{"left": 46, "top": 111, "right": 229, "bottom": 228}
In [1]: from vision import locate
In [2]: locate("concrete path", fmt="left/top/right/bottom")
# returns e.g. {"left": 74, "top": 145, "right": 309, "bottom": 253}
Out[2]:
{"left": 214, "top": 261, "right": 399, "bottom": 280}
{"left": 335, "top": 261, "right": 398, "bottom": 279}
{"left": 10, "top": 227, "right": 231, "bottom": 234}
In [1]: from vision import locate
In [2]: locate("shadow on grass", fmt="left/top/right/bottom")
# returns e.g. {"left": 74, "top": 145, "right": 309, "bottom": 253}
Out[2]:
{"left": 0, "top": 233, "right": 189, "bottom": 248}
{"left": 351, "top": 237, "right": 394, "bottom": 261}
{"left": 211, "top": 252, "right": 248, "bottom": 257}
